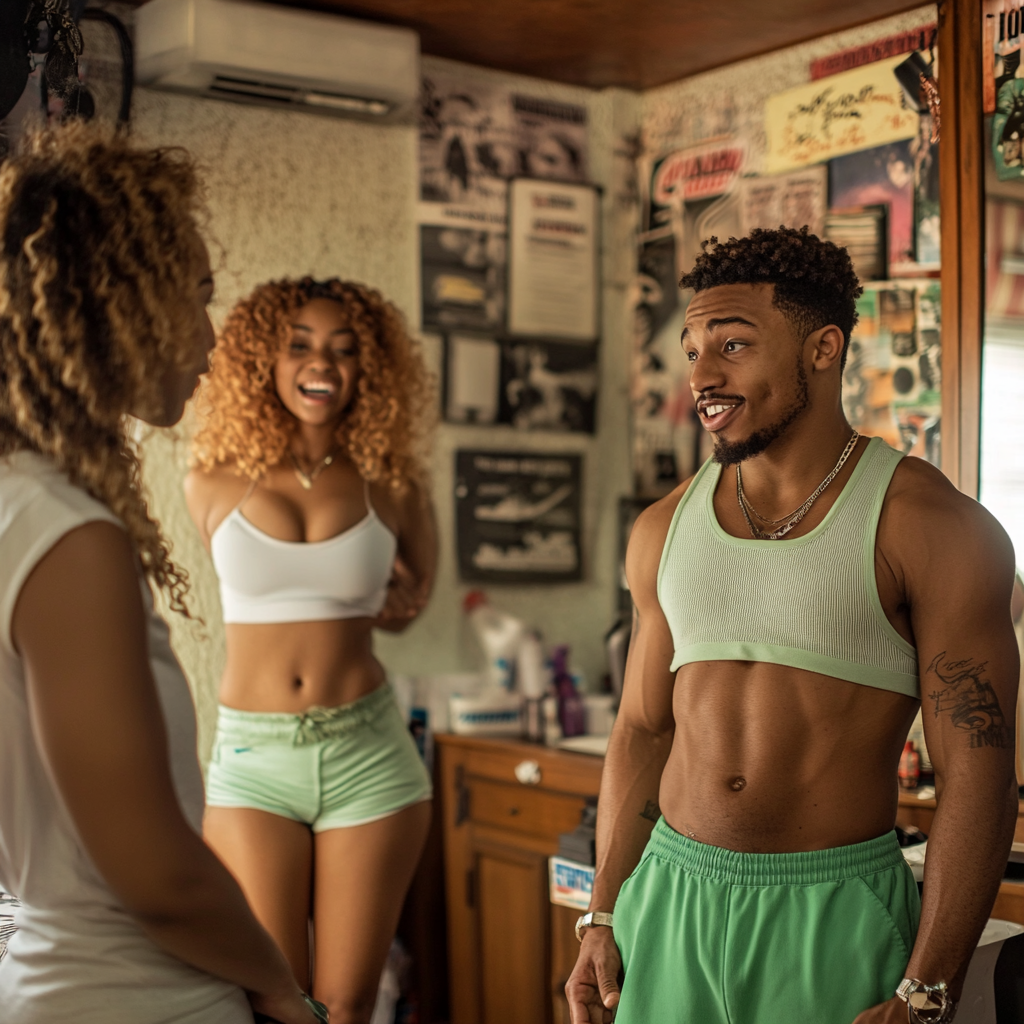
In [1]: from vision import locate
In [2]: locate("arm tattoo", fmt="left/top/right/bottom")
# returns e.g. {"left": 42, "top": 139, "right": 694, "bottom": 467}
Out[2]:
{"left": 640, "top": 800, "right": 660, "bottom": 823}
{"left": 927, "top": 652, "right": 1013, "bottom": 749}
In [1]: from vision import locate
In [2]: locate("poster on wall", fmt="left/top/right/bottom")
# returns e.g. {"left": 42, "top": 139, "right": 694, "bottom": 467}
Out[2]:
{"left": 738, "top": 166, "right": 828, "bottom": 236}
{"left": 442, "top": 335, "right": 598, "bottom": 433}
{"left": 419, "top": 73, "right": 588, "bottom": 209}
{"left": 420, "top": 224, "right": 507, "bottom": 334}
{"left": 841, "top": 280, "right": 941, "bottom": 466}
{"left": 764, "top": 55, "right": 919, "bottom": 174}
{"left": 454, "top": 450, "right": 583, "bottom": 583}
{"left": 507, "top": 178, "right": 600, "bottom": 340}
{"left": 829, "top": 140, "right": 917, "bottom": 273}
{"left": 498, "top": 339, "right": 598, "bottom": 433}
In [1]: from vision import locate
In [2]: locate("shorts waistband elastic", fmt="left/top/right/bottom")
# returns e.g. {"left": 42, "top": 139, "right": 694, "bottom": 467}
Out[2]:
{"left": 648, "top": 817, "right": 905, "bottom": 885}
{"left": 215, "top": 685, "right": 395, "bottom": 746}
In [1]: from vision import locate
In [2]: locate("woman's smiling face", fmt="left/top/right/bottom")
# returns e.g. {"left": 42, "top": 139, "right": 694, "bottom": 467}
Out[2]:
{"left": 273, "top": 298, "right": 361, "bottom": 427}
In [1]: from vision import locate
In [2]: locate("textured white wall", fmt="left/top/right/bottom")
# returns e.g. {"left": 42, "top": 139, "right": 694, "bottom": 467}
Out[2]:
{"left": 108, "top": 39, "right": 638, "bottom": 759}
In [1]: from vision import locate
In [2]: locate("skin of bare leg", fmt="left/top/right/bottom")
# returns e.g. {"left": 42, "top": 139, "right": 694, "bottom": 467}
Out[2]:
{"left": 204, "top": 807, "right": 314, "bottom": 988}
{"left": 311, "top": 800, "right": 433, "bottom": 1024}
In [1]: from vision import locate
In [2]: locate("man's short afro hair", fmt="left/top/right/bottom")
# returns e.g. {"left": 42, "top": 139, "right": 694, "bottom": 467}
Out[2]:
{"left": 680, "top": 226, "right": 863, "bottom": 363}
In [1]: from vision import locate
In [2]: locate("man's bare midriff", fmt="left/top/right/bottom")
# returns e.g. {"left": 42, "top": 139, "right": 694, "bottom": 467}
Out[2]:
{"left": 220, "top": 619, "right": 385, "bottom": 713}
{"left": 659, "top": 659, "right": 920, "bottom": 853}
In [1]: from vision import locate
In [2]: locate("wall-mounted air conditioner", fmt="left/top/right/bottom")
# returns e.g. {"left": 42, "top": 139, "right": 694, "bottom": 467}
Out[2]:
{"left": 135, "top": 0, "right": 419, "bottom": 122}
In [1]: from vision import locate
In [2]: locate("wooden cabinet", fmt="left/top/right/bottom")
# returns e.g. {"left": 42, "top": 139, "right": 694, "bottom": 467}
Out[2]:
{"left": 896, "top": 790, "right": 1024, "bottom": 926}
{"left": 437, "top": 734, "right": 603, "bottom": 1024}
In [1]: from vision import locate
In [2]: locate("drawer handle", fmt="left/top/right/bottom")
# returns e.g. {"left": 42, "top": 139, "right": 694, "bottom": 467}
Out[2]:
{"left": 514, "top": 760, "right": 542, "bottom": 786}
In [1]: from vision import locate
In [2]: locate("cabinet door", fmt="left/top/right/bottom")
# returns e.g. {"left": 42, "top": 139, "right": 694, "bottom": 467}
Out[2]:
{"left": 474, "top": 839, "right": 551, "bottom": 1024}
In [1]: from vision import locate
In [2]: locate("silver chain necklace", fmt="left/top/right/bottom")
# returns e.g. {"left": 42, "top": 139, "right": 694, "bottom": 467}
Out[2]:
{"left": 288, "top": 448, "right": 338, "bottom": 490}
{"left": 736, "top": 431, "right": 859, "bottom": 540}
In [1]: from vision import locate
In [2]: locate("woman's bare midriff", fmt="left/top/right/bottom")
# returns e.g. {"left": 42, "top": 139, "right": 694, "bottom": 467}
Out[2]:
{"left": 658, "top": 659, "right": 921, "bottom": 854}
{"left": 220, "top": 619, "right": 384, "bottom": 712}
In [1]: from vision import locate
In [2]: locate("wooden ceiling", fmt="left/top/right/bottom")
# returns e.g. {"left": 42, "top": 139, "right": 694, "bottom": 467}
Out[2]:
{"left": 260, "top": 0, "right": 928, "bottom": 89}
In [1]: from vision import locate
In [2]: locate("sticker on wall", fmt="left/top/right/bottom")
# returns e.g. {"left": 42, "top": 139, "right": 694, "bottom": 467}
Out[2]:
{"left": 454, "top": 450, "right": 582, "bottom": 583}
{"left": 764, "top": 55, "right": 919, "bottom": 174}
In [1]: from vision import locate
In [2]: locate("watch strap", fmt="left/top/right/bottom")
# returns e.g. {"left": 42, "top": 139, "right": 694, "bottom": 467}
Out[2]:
{"left": 575, "top": 911, "right": 614, "bottom": 942}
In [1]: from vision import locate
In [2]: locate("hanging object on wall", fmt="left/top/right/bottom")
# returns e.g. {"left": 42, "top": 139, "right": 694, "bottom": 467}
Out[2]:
{"left": 764, "top": 55, "right": 919, "bottom": 174}
{"left": 738, "top": 165, "right": 827, "bottom": 237}
{"left": 842, "top": 281, "right": 941, "bottom": 467}
{"left": 418, "top": 70, "right": 590, "bottom": 373}
{"left": 440, "top": 333, "right": 598, "bottom": 434}
{"left": 829, "top": 139, "right": 918, "bottom": 274}
{"left": 507, "top": 178, "right": 600, "bottom": 341}
{"left": 454, "top": 449, "right": 583, "bottom": 584}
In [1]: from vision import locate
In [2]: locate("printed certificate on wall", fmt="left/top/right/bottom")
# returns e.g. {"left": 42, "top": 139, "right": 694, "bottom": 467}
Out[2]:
{"left": 507, "top": 178, "right": 600, "bottom": 341}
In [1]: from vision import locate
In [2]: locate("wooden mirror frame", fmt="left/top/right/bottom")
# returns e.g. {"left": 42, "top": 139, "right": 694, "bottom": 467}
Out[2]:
{"left": 938, "top": 0, "right": 984, "bottom": 496}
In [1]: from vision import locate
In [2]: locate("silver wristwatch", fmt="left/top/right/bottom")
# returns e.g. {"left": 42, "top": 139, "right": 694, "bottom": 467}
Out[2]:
{"left": 574, "top": 911, "right": 614, "bottom": 942}
{"left": 895, "top": 978, "right": 957, "bottom": 1023}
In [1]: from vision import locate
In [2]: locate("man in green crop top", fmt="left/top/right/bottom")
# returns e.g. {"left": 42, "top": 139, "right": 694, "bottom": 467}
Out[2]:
{"left": 567, "top": 227, "right": 1020, "bottom": 1024}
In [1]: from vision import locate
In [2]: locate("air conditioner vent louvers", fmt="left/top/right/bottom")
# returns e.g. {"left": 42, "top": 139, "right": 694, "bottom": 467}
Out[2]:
{"left": 208, "top": 75, "right": 392, "bottom": 117}
{"left": 135, "top": 0, "right": 418, "bottom": 123}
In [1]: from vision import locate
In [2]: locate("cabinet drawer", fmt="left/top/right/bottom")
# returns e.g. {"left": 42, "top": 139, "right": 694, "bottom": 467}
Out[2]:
{"left": 469, "top": 777, "right": 588, "bottom": 840}
{"left": 462, "top": 744, "right": 602, "bottom": 798}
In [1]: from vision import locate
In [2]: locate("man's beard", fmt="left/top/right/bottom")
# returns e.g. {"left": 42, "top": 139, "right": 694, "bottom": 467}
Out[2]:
{"left": 711, "top": 361, "right": 809, "bottom": 467}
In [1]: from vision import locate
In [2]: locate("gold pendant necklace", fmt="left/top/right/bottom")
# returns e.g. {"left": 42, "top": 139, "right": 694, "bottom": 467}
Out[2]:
{"left": 736, "top": 431, "right": 859, "bottom": 540}
{"left": 288, "top": 449, "right": 337, "bottom": 490}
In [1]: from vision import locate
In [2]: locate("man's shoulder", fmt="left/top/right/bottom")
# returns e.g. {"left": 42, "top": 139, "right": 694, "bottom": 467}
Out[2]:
{"left": 882, "top": 455, "right": 1013, "bottom": 568}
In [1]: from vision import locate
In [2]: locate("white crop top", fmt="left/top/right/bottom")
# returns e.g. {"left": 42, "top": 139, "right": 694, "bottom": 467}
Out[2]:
{"left": 210, "top": 482, "right": 398, "bottom": 624}
{"left": 0, "top": 451, "right": 250, "bottom": 1024}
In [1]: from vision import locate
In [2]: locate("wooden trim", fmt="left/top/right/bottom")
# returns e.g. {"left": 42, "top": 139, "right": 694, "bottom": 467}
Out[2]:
{"left": 938, "top": 0, "right": 985, "bottom": 496}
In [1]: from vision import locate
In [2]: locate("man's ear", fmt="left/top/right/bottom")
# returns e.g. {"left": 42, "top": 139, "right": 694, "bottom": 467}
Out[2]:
{"left": 808, "top": 325, "right": 845, "bottom": 372}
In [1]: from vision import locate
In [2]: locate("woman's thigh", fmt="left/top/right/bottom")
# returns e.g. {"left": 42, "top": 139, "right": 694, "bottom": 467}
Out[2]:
{"left": 311, "top": 799, "right": 432, "bottom": 1024}
{"left": 204, "top": 806, "right": 313, "bottom": 987}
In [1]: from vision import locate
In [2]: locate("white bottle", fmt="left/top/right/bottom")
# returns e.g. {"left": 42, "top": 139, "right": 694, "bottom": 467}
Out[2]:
{"left": 464, "top": 591, "right": 525, "bottom": 691}
{"left": 517, "top": 631, "right": 550, "bottom": 700}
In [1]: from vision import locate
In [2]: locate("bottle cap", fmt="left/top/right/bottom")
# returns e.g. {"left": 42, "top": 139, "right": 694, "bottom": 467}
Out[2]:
{"left": 463, "top": 590, "right": 488, "bottom": 613}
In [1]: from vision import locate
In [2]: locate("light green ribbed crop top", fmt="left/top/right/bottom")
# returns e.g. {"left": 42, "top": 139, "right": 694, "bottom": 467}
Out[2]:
{"left": 656, "top": 436, "right": 919, "bottom": 697}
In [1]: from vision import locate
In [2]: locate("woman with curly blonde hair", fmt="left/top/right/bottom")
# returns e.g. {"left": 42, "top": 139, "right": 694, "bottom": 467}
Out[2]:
{"left": 186, "top": 277, "right": 437, "bottom": 1024}
{"left": 0, "top": 125, "right": 316, "bottom": 1024}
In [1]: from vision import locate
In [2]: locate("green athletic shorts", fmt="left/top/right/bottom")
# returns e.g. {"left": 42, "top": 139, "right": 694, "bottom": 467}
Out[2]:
{"left": 613, "top": 817, "right": 920, "bottom": 1024}
{"left": 205, "top": 685, "right": 432, "bottom": 831}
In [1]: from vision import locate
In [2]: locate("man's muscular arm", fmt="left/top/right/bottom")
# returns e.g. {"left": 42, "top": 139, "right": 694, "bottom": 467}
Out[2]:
{"left": 566, "top": 494, "right": 679, "bottom": 1024}
{"left": 855, "top": 460, "right": 1019, "bottom": 1024}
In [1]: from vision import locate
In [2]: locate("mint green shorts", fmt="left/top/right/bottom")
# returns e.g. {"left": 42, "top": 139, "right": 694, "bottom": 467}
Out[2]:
{"left": 205, "top": 685, "right": 432, "bottom": 831}
{"left": 613, "top": 818, "right": 920, "bottom": 1024}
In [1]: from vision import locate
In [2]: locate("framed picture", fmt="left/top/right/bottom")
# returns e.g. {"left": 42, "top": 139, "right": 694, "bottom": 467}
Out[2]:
{"left": 507, "top": 178, "right": 600, "bottom": 341}
{"left": 454, "top": 449, "right": 583, "bottom": 583}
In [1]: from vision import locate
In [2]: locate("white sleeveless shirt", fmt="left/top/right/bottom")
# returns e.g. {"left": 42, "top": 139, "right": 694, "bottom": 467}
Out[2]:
{"left": 0, "top": 451, "right": 250, "bottom": 1024}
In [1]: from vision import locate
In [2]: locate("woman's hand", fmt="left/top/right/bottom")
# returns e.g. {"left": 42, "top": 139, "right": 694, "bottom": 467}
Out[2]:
{"left": 371, "top": 556, "right": 427, "bottom": 632}
{"left": 249, "top": 986, "right": 318, "bottom": 1024}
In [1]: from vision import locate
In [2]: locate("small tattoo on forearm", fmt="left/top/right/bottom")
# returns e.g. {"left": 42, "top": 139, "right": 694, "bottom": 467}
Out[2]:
{"left": 640, "top": 800, "right": 660, "bottom": 823}
{"left": 927, "top": 652, "right": 1013, "bottom": 750}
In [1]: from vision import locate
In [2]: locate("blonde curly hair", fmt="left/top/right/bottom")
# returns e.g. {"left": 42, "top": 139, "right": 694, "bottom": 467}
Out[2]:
{"left": 0, "top": 122, "right": 206, "bottom": 615}
{"left": 191, "top": 278, "right": 433, "bottom": 490}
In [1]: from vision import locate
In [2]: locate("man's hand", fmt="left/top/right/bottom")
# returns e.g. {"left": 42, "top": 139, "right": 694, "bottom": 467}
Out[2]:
{"left": 851, "top": 995, "right": 915, "bottom": 1024}
{"left": 565, "top": 927, "right": 622, "bottom": 1024}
